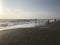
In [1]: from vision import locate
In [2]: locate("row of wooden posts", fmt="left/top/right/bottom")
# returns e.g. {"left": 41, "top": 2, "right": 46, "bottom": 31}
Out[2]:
{"left": 34, "top": 19, "right": 58, "bottom": 27}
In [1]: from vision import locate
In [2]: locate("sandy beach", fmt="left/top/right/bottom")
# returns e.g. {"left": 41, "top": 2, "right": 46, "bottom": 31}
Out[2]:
{"left": 0, "top": 21, "right": 60, "bottom": 45}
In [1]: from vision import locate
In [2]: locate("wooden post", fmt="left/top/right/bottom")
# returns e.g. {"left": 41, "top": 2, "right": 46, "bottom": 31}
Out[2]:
{"left": 55, "top": 19, "right": 56, "bottom": 22}
{"left": 35, "top": 19, "right": 37, "bottom": 27}
{"left": 47, "top": 19, "right": 50, "bottom": 24}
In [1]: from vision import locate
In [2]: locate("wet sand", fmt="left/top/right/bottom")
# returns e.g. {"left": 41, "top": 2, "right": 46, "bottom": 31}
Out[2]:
{"left": 0, "top": 21, "right": 60, "bottom": 45}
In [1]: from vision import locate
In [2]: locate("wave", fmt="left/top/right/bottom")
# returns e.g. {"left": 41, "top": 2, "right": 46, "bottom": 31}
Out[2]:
{"left": 0, "top": 19, "right": 56, "bottom": 31}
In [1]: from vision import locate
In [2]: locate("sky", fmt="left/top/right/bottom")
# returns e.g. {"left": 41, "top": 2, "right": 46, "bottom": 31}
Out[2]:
{"left": 0, "top": 0, "right": 60, "bottom": 19}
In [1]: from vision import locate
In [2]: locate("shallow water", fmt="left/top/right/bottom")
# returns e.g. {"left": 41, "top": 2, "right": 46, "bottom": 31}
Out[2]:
{"left": 0, "top": 19, "right": 56, "bottom": 30}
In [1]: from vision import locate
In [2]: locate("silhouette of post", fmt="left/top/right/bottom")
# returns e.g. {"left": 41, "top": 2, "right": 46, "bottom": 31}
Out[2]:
{"left": 47, "top": 19, "right": 50, "bottom": 25}
{"left": 35, "top": 19, "right": 37, "bottom": 27}
{"left": 55, "top": 19, "right": 56, "bottom": 22}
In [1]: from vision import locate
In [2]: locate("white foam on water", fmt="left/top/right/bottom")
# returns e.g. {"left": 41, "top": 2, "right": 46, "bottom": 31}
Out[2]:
{"left": 0, "top": 23, "right": 35, "bottom": 31}
{"left": 0, "top": 20, "right": 46, "bottom": 31}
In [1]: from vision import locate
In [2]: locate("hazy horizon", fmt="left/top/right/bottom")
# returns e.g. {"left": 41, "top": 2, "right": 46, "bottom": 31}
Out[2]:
{"left": 0, "top": 0, "right": 60, "bottom": 19}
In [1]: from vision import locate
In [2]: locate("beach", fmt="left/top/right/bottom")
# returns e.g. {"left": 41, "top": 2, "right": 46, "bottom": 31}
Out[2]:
{"left": 0, "top": 21, "right": 60, "bottom": 45}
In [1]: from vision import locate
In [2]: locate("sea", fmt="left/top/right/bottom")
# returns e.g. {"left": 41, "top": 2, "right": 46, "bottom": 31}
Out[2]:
{"left": 0, "top": 19, "right": 58, "bottom": 30}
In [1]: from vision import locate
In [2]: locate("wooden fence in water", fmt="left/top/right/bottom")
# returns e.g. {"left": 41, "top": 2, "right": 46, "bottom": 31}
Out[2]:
{"left": 33, "top": 19, "right": 60, "bottom": 27}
